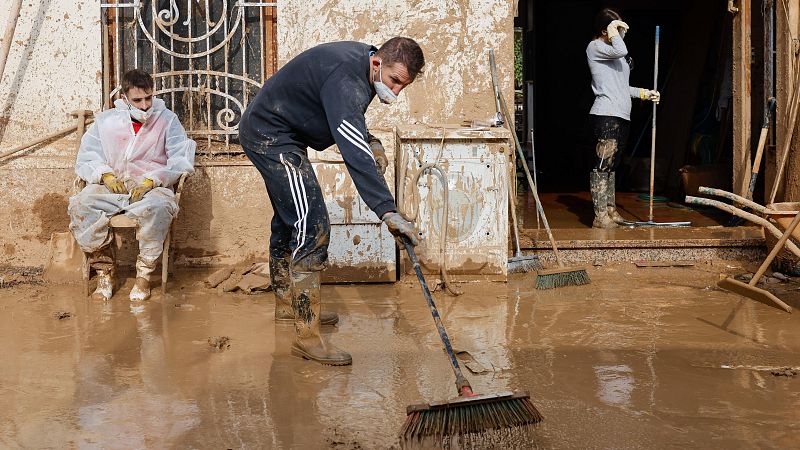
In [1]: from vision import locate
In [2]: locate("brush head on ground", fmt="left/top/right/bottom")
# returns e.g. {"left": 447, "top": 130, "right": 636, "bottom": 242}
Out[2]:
{"left": 508, "top": 255, "right": 543, "bottom": 274}
{"left": 535, "top": 268, "right": 591, "bottom": 289}
{"left": 400, "top": 391, "right": 543, "bottom": 447}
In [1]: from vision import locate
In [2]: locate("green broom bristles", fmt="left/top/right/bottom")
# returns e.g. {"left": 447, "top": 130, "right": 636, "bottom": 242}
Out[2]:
{"left": 535, "top": 268, "right": 590, "bottom": 289}
{"left": 400, "top": 392, "right": 543, "bottom": 447}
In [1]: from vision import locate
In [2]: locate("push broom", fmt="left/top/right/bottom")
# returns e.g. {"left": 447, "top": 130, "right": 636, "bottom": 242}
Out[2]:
{"left": 399, "top": 239, "right": 543, "bottom": 446}
{"left": 492, "top": 49, "right": 590, "bottom": 289}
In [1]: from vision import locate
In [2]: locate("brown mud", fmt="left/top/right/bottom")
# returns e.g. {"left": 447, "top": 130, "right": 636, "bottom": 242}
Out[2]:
{"left": 1, "top": 262, "right": 800, "bottom": 448}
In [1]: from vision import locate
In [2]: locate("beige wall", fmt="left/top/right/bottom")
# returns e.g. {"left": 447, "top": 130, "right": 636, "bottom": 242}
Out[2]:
{"left": 278, "top": 0, "right": 516, "bottom": 129}
{"left": 0, "top": 0, "right": 515, "bottom": 269}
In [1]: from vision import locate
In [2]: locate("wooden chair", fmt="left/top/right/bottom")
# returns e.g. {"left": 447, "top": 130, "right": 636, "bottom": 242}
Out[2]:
{"left": 78, "top": 173, "right": 189, "bottom": 296}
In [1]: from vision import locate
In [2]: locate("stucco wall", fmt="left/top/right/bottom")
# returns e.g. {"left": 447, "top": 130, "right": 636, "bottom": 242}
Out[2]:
{"left": 278, "top": 0, "right": 516, "bottom": 129}
{"left": 0, "top": 0, "right": 515, "bottom": 269}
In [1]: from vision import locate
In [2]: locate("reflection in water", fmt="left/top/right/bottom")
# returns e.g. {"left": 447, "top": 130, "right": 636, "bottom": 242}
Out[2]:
{"left": 593, "top": 364, "right": 635, "bottom": 408}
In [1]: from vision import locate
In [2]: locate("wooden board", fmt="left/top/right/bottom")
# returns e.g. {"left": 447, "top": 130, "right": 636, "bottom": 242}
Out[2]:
{"left": 717, "top": 276, "right": 792, "bottom": 313}
{"left": 635, "top": 260, "right": 695, "bottom": 267}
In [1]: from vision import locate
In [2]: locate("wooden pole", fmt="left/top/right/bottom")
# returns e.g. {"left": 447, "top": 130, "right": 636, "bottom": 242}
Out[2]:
{"left": 0, "top": 0, "right": 23, "bottom": 84}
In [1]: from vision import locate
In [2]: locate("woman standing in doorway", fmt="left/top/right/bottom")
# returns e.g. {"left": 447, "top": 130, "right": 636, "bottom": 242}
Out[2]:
{"left": 586, "top": 8, "right": 660, "bottom": 228}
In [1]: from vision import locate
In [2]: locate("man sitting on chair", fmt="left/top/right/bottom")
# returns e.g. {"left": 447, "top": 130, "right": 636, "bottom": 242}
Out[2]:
{"left": 68, "top": 69, "right": 196, "bottom": 301}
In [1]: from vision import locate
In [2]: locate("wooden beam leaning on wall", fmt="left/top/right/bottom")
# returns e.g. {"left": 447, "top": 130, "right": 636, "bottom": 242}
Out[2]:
{"left": 774, "top": 0, "right": 800, "bottom": 202}
{"left": 732, "top": 0, "right": 752, "bottom": 197}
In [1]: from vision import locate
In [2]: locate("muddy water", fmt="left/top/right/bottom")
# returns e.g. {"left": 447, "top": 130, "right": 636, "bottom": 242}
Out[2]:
{"left": 2, "top": 263, "right": 800, "bottom": 448}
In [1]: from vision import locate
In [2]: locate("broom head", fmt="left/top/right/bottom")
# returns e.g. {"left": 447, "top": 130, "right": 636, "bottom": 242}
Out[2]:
{"left": 400, "top": 391, "right": 542, "bottom": 446}
{"left": 535, "top": 266, "right": 590, "bottom": 289}
{"left": 508, "top": 254, "right": 543, "bottom": 274}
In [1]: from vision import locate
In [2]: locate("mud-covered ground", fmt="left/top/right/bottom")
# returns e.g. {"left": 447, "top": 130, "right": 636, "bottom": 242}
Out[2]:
{"left": 1, "top": 261, "right": 800, "bottom": 449}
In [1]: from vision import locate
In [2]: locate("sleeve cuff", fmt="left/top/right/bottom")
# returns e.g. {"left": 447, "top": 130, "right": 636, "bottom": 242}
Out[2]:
{"left": 90, "top": 165, "right": 114, "bottom": 184}
{"left": 373, "top": 201, "right": 396, "bottom": 220}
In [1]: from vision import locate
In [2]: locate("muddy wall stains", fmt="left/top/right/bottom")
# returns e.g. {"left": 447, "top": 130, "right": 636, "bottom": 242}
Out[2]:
{"left": 0, "top": 0, "right": 99, "bottom": 146}
{"left": 31, "top": 193, "right": 70, "bottom": 242}
{"left": 277, "top": 0, "right": 515, "bottom": 129}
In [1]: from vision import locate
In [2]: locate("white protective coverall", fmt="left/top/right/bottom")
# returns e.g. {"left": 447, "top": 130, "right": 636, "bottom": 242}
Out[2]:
{"left": 68, "top": 98, "right": 196, "bottom": 270}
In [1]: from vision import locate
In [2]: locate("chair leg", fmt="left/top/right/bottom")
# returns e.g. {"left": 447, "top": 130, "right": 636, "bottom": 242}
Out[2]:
{"left": 162, "top": 232, "right": 171, "bottom": 295}
{"left": 83, "top": 253, "right": 91, "bottom": 296}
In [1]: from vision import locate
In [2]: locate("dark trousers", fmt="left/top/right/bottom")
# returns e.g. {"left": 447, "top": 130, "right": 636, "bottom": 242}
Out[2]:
{"left": 244, "top": 145, "right": 330, "bottom": 273}
{"left": 591, "top": 114, "right": 630, "bottom": 173}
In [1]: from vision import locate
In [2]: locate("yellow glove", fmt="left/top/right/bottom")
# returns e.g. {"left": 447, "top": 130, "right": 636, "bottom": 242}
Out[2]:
{"left": 129, "top": 178, "right": 155, "bottom": 203}
{"left": 101, "top": 172, "right": 127, "bottom": 194}
{"left": 640, "top": 89, "right": 661, "bottom": 104}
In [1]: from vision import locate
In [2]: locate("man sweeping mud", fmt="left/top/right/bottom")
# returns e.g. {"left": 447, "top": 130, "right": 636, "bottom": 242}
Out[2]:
{"left": 239, "top": 37, "right": 424, "bottom": 366}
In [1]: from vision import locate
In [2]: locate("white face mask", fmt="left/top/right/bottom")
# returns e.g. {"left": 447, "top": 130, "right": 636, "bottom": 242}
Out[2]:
{"left": 373, "top": 60, "right": 397, "bottom": 105}
{"left": 123, "top": 95, "right": 151, "bottom": 124}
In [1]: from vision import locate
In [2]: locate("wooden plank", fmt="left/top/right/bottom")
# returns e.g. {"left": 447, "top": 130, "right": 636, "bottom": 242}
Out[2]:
{"left": 718, "top": 276, "right": 792, "bottom": 313}
{"left": 778, "top": 0, "right": 800, "bottom": 202}
{"left": 732, "top": 0, "right": 752, "bottom": 197}
{"left": 634, "top": 260, "right": 695, "bottom": 267}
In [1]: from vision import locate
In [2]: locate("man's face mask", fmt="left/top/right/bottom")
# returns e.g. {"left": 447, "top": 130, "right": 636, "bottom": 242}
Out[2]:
{"left": 373, "top": 59, "right": 397, "bottom": 105}
{"left": 123, "top": 94, "right": 151, "bottom": 124}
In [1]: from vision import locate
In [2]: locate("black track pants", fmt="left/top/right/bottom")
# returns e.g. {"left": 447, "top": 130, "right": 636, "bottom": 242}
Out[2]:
{"left": 244, "top": 145, "right": 330, "bottom": 273}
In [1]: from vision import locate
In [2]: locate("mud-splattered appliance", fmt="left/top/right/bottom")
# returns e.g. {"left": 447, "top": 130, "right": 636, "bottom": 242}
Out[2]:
{"left": 396, "top": 125, "right": 510, "bottom": 281}
{"left": 310, "top": 129, "right": 397, "bottom": 282}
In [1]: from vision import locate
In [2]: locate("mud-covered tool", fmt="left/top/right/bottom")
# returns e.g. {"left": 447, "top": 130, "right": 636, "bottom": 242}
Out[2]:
{"left": 399, "top": 239, "right": 542, "bottom": 446}
{"left": 490, "top": 49, "right": 589, "bottom": 289}
{"left": 718, "top": 209, "right": 800, "bottom": 313}
{"left": 507, "top": 141, "right": 542, "bottom": 274}
{"left": 631, "top": 26, "right": 690, "bottom": 228}
{"left": 729, "top": 97, "right": 776, "bottom": 226}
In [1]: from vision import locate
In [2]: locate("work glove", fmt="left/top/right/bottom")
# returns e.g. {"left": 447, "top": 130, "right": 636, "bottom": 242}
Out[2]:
{"left": 641, "top": 89, "right": 661, "bottom": 104}
{"left": 101, "top": 172, "right": 127, "bottom": 194}
{"left": 369, "top": 137, "right": 389, "bottom": 176}
{"left": 606, "top": 19, "right": 629, "bottom": 40}
{"left": 382, "top": 212, "right": 419, "bottom": 246}
{"left": 129, "top": 178, "right": 155, "bottom": 203}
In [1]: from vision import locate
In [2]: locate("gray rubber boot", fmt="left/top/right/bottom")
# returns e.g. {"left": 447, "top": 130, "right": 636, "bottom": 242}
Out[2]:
{"left": 289, "top": 270, "right": 351, "bottom": 366}
{"left": 590, "top": 170, "right": 618, "bottom": 229}
{"left": 606, "top": 172, "right": 632, "bottom": 225}
{"left": 273, "top": 257, "right": 338, "bottom": 325}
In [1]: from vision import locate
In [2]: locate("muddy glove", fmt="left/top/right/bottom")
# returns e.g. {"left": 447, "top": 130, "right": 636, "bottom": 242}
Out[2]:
{"left": 641, "top": 89, "right": 661, "bottom": 104}
{"left": 606, "top": 19, "right": 629, "bottom": 40}
{"left": 382, "top": 212, "right": 419, "bottom": 246}
{"left": 369, "top": 137, "right": 389, "bottom": 176}
{"left": 129, "top": 178, "right": 155, "bottom": 203}
{"left": 101, "top": 172, "right": 127, "bottom": 194}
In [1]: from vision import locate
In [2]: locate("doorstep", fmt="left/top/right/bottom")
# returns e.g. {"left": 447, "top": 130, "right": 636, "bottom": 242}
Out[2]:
{"left": 518, "top": 226, "right": 765, "bottom": 264}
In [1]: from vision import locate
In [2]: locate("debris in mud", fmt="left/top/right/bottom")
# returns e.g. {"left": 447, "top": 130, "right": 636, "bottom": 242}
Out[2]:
{"left": 0, "top": 267, "right": 44, "bottom": 288}
{"left": 325, "top": 428, "right": 364, "bottom": 449}
{"left": 772, "top": 272, "right": 789, "bottom": 281}
{"left": 52, "top": 311, "right": 72, "bottom": 320}
{"left": 771, "top": 367, "right": 797, "bottom": 377}
{"left": 208, "top": 336, "right": 231, "bottom": 351}
{"left": 173, "top": 303, "right": 196, "bottom": 311}
{"left": 205, "top": 262, "right": 271, "bottom": 294}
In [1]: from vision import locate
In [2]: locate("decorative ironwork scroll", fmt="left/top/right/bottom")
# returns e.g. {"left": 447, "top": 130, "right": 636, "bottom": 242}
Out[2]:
{"left": 101, "top": 1, "right": 277, "bottom": 152}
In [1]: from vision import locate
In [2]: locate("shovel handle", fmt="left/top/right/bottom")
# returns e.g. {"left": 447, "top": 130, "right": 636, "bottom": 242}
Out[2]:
{"left": 402, "top": 238, "right": 471, "bottom": 393}
{"left": 750, "top": 210, "right": 800, "bottom": 285}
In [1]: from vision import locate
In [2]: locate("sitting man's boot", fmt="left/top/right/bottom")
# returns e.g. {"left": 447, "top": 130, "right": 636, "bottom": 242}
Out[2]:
{"left": 130, "top": 257, "right": 155, "bottom": 301}
{"left": 590, "top": 170, "right": 618, "bottom": 229}
{"left": 273, "top": 256, "right": 339, "bottom": 326}
{"left": 289, "top": 270, "right": 351, "bottom": 366}
{"left": 89, "top": 248, "right": 114, "bottom": 301}
{"left": 606, "top": 172, "right": 633, "bottom": 225}
{"left": 91, "top": 269, "right": 114, "bottom": 301}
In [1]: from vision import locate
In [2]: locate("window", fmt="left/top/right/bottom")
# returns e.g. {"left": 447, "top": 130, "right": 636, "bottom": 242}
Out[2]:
{"left": 101, "top": 0, "right": 277, "bottom": 154}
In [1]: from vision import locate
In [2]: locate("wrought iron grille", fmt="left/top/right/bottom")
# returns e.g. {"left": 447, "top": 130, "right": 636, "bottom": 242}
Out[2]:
{"left": 100, "top": 1, "right": 277, "bottom": 153}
